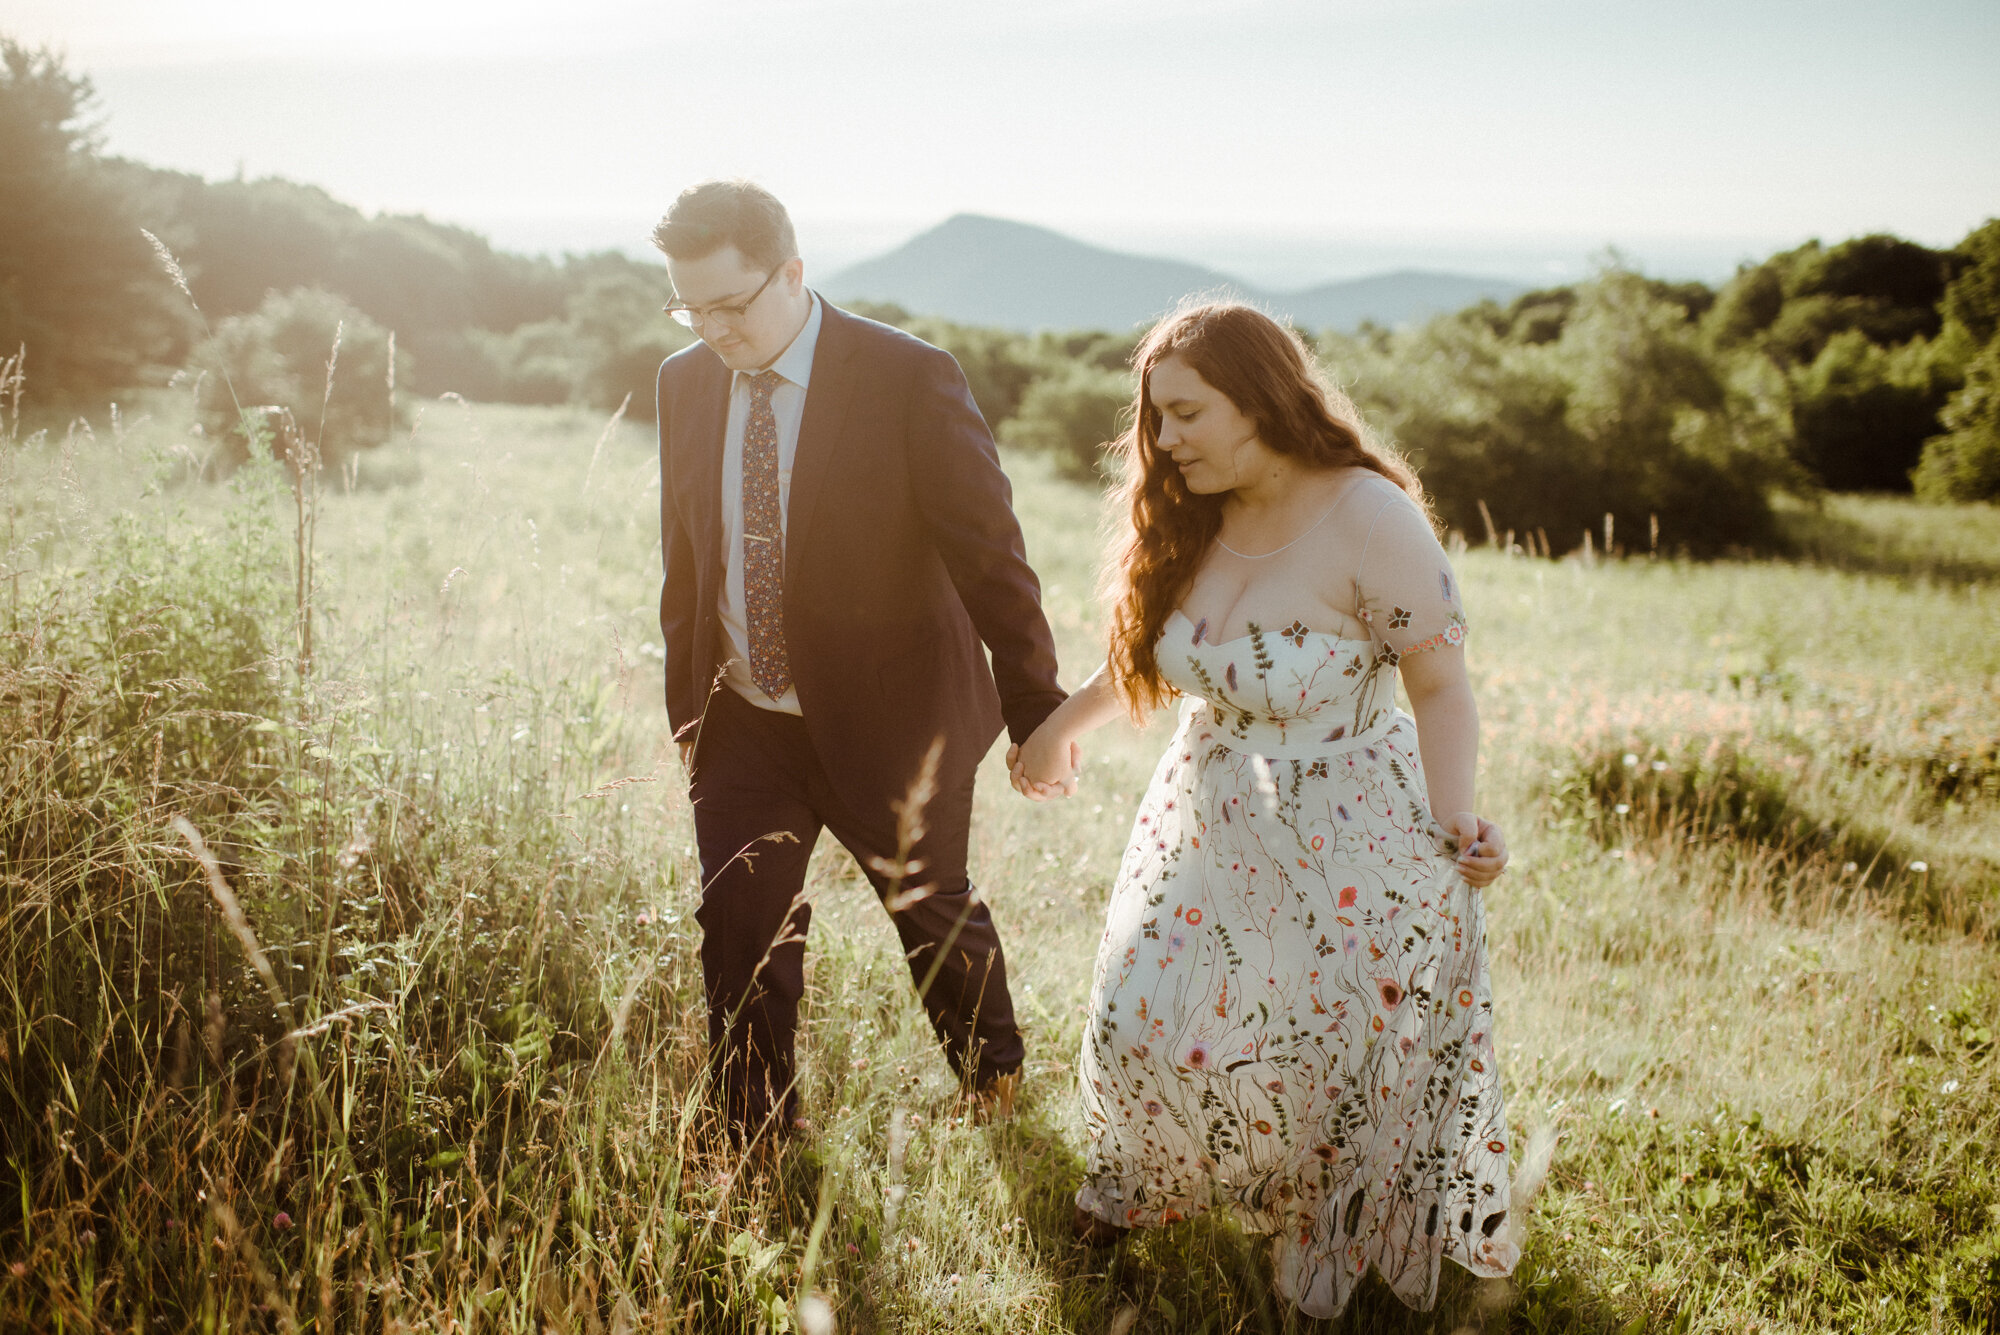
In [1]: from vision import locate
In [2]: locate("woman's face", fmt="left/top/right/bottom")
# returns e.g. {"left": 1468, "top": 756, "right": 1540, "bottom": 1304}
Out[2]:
{"left": 1148, "top": 354, "right": 1265, "bottom": 495}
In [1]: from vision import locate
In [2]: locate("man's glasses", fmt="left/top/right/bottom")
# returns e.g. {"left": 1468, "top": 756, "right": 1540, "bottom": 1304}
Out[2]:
{"left": 663, "top": 266, "right": 782, "bottom": 329}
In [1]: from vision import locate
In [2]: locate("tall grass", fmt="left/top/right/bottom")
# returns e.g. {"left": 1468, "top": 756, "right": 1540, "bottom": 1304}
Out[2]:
{"left": 2, "top": 386, "right": 1997, "bottom": 1332}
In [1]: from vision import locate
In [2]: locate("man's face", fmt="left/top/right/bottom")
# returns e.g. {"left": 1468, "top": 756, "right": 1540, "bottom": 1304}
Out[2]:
{"left": 664, "top": 245, "right": 806, "bottom": 372}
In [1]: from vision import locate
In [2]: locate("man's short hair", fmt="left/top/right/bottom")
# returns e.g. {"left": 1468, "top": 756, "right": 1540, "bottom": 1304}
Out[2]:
{"left": 652, "top": 180, "right": 798, "bottom": 271}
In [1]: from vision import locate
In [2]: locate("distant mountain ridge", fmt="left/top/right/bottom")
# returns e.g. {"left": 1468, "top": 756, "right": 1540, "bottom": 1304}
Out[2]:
{"left": 821, "top": 214, "right": 1527, "bottom": 331}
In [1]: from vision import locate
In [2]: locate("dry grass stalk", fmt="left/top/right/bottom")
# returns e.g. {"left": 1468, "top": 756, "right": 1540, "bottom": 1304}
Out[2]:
{"left": 581, "top": 391, "right": 632, "bottom": 497}
{"left": 878, "top": 736, "right": 943, "bottom": 912}
{"left": 172, "top": 815, "right": 293, "bottom": 1030}
{"left": 140, "top": 228, "right": 195, "bottom": 307}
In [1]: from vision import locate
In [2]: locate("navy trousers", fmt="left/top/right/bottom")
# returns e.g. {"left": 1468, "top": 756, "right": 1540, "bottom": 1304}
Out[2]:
{"left": 687, "top": 686, "right": 1024, "bottom": 1132}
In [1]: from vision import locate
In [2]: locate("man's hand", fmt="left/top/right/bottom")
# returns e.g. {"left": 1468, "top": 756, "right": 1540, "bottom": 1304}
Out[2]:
{"left": 1005, "top": 735, "right": 1079, "bottom": 801}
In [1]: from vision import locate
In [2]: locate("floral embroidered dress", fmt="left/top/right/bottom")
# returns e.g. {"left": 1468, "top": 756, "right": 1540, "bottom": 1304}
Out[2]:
{"left": 1076, "top": 494, "right": 1515, "bottom": 1317}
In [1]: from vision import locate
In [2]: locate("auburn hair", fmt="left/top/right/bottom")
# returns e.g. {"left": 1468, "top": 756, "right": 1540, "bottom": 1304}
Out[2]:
{"left": 1104, "top": 302, "right": 1427, "bottom": 718}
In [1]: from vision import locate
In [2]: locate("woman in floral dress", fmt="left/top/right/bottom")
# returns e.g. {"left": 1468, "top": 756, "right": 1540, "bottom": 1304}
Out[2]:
{"left": 1010, "top": 303, "right": 1515, "bottom": 1317}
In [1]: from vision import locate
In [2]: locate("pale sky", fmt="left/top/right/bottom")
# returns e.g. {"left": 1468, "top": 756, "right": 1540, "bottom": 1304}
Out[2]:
{"left": 12, "top": 0, "right": 1999, "bottom": 283}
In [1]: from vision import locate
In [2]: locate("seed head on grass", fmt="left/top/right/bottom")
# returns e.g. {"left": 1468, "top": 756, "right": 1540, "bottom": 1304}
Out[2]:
{"left": 879, "top": 737, "right": 943, "bottom": 912}
{"left": 140, "top": 229, "right": 195, "bottom": 308}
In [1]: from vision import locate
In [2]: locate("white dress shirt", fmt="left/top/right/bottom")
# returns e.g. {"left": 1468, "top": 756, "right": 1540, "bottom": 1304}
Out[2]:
{"left": 717, "top": 292, "right": 824, "bottom": 713}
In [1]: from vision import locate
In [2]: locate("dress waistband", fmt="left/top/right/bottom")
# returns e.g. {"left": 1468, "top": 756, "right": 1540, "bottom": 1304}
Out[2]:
{"left": 1179, "top": 697, "right": 1400, "bottom": 762}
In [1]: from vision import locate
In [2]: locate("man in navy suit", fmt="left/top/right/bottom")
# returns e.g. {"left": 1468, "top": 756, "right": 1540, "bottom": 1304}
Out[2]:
{"left": 652, "top": 180, "right": 1066, "bottom": 1138}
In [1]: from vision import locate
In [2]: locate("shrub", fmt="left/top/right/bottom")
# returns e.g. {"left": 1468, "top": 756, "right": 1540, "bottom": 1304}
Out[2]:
{"left": 1913, "top": 339, "right": 2000, "bottom": 501}
{"left": 1790, "top": 330, "right": 1956, "bottom": 492}
{"left": 565, "top": 265, "right": 690, "bottom": 419}
{"left": 1333, "top": 268, "right": 1792, "bottom": 554}
{"left": 996, "top": 362, "right": 1133, "bottom": 480}
{"left": 192, "top": 286, "right": 406, "bottom": 468}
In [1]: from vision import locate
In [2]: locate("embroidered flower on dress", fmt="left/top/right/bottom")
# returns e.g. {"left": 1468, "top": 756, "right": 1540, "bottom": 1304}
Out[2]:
{"left": 1279, "top": 620, "right": 1312, "bottom": 647}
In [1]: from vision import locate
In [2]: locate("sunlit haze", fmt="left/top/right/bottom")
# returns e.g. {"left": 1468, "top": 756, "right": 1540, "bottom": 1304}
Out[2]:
{"left": 15, "top": 0, "right": 2000, "bottom": 282}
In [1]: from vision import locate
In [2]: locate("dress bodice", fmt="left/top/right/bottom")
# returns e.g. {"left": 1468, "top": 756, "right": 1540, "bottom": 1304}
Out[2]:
{"left": 1158, "top": 610, "right": 1399, "bottom": 758}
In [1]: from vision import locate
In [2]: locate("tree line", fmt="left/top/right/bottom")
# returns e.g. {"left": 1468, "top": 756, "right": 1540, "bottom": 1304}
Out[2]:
{"left": 4, "top": 35, "right": 1997, "bottom": 534}
{"left": 0, "top": 39, "right": 689, "bottom": 440}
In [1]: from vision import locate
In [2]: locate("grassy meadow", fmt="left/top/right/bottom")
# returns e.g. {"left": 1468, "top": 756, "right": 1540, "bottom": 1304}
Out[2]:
{"left": 2, "top": 387, "right": 1998, "bottom": 1334}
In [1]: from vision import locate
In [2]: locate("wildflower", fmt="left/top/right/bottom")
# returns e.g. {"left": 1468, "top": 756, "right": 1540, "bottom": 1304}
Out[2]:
{"left": 1184, "top": 1041, "right": 1212, "bottom": 1070}
{"left": 272, "top": 1212, "right": 292, "bottom": 1231}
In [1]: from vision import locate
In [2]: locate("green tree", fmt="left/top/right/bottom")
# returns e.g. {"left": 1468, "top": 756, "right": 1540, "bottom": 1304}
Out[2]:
{"left": 564, "top": 258, "right": 689, "bottom": 419}
{"left": 1715, "top": 235, "right": 1954, "bottom": 367}
{"left": 1790, "top": 330, "right": 1955, "bottom": 491}
{"left": 997, "top": 363, "right": 1133, "bottom": 480}
{"left": 0, "top": 40, "right": 187, "bottom": 395}
{"left": 1913, "top": 337, "right": 2000, "bottom": 501}
{"left": 192, "top": 288, "right": 406, "bottom": 467}
{"left": 1334, "top": 267, "right": 1790, "bottom": 554}
{"left": 1942, "top": 219, "right": 2000, "bottom": 347}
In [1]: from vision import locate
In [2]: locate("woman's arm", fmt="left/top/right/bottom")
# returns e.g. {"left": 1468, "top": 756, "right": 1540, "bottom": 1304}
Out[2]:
{"left": 1348, "top": 491, "right": 1507, "bottom": 886}
{"left": 1397, "top": 647, "right": 1477, "bottom": 822}
{"left": 1397, "top": 648, "right": 1506, "bottom": 886}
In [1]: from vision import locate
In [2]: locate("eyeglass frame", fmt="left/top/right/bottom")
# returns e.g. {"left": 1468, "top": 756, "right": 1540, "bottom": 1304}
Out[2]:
{"left": 662, "top": 263, "right": 787, "bottom": 329}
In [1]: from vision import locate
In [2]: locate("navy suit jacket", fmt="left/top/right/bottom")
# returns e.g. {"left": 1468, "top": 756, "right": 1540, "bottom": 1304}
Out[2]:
{"left": 657, "top": 301, "right": 1066, "bottom": 805}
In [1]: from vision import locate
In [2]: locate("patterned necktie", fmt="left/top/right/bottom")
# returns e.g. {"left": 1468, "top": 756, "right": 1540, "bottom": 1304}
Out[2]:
{"left": 741, "top": 370, "right": 793, "bottom": 699}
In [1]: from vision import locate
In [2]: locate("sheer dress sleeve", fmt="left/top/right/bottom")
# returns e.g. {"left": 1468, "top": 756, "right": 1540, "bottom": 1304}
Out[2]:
{"left": 1351, "top": 489, "right": 1468, "bottom": 661}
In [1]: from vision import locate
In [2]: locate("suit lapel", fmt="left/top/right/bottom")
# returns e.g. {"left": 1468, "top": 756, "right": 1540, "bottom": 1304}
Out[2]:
{"left": 679, "top": 353, "right": 732, "bottom": 580}
{"left": 785, "top": 301, "right": 860, "bottom": 581}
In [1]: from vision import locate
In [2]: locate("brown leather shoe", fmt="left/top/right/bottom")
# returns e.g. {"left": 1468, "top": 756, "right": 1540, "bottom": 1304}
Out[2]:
{"left": 1071, "top": 1203, "right": 1129, "bottom": 1248}
{"left": 963, "top": 1071, "right": 1019, "bottom": 1124}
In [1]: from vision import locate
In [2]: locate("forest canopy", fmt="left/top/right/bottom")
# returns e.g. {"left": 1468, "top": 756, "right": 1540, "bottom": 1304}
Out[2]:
{"left": 3, "top": 36, "right": 1996, "bottom": 517}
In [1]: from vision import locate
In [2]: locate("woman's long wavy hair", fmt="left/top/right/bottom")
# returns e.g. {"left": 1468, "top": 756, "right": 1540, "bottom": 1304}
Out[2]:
{"left": 1105, "top": 301, "right": 1428, "bottom": 718}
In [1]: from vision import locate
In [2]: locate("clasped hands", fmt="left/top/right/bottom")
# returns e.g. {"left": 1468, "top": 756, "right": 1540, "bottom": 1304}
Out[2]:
{"left": 1005, "top": 722, "right": 1080, "bottom": 802}
{"left": 1005, "top": 724, "right": 1510, "bottom": 888}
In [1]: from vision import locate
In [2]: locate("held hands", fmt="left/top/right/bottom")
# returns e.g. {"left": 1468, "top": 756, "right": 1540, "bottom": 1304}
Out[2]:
{"left": 1443, "top": 812, "right": 1509, "bottom": 888}
{"left": 1006, "top": 725, "right": 1081, "bottom": 802}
